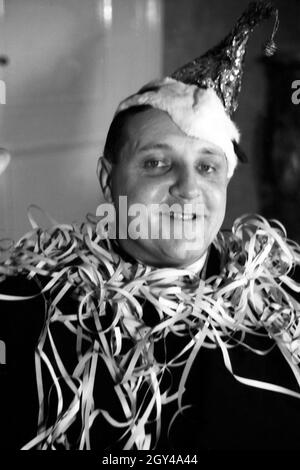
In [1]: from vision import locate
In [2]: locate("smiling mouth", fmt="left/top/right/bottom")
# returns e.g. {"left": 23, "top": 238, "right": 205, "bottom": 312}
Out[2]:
{"left": 169, "top": 212, "right": 197, "bottom": 221}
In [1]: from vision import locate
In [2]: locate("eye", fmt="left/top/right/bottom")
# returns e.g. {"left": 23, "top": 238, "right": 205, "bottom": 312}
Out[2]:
{"left": 144, "top": 159, "right": 168, "bottom": 169}
{"left": 198, "top": 163, "right": 215, "bottom": 174}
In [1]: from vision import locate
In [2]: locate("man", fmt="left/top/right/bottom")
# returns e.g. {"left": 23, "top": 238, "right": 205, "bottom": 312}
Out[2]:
{"left": 1, "top": 1, "right": 300, "bottom": 451}
{"left": 98, "top": 104, "right": 228, "bottom": 269}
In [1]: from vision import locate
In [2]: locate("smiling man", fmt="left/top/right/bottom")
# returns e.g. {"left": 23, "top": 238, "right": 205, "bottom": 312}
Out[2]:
{"left": 1, "top": 1, "right": 300, "bottom": 454}
{"left": 99, "top": 105, "right": 228, "bottom": 268}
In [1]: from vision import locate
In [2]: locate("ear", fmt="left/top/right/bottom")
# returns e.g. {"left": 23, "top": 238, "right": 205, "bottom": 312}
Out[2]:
{"left": 97, "top": 156, "right": 113, "bottom": 202}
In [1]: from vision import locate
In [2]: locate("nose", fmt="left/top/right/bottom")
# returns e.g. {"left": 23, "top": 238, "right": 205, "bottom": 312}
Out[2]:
{"left": 169, "top": 166, "right": 201, "bottom": 201}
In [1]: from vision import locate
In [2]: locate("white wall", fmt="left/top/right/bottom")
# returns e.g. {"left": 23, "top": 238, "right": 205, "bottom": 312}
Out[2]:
{"left": 0, "top": 0, "right": 163, "bottom": 241}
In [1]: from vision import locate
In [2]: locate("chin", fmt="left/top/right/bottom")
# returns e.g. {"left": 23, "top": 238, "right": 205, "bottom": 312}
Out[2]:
{"left": 158, "top": 239, "right": 207, "bottom": 267}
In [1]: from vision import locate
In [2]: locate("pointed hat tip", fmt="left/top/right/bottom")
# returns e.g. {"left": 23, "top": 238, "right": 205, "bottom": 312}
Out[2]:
{"left": 171, "top": 1, "right": 279, "bottom": 115}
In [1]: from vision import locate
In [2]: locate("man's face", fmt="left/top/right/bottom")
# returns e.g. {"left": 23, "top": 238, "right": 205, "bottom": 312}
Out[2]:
{"left": 107, "top": 108, "right": 229, "bottom": 267}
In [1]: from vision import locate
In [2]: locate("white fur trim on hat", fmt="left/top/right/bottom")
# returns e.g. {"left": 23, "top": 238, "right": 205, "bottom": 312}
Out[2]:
{"left": 116, "top": 77, "right": 240, "bottom": 178}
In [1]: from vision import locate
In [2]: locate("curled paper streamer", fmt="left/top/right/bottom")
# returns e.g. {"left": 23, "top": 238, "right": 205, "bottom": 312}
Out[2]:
{"left": 1, "top": 210, "right": 300, "bottom": 450}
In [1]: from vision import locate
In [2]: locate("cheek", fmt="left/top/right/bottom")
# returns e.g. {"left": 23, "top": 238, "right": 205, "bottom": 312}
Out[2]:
{"left": 112, "top": 170, "right": 170, "bottom": 204}
{"left": 206, "top": 182, "right": 227, "bottom": 215}
{"left": 111, "top": 168, "right": 134, "bottom": 201}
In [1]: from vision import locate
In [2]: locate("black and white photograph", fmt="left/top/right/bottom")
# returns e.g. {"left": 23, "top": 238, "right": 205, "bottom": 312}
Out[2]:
{"left": 0, "top": 0, "right": 300, "bottom": 461}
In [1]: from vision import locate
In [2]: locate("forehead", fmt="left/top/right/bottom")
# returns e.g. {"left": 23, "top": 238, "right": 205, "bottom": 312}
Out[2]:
{"left": 124, "top": 107, "right": 184, "bottom": 141}
{"left": 123, "top": 107, "right": 225, "bottom": 155}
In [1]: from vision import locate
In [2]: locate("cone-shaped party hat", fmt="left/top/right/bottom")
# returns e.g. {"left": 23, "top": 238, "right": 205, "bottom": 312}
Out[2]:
{"left": 115, "top": 1, "right": 279, "bottom": 177}
{"left": 171, "top": 1, "right": 279, "bottom": 116}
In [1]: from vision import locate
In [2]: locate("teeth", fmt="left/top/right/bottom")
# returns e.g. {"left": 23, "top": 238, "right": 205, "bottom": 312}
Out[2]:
{"left": 170, "top": 212, "right": 195, "bottom": 220}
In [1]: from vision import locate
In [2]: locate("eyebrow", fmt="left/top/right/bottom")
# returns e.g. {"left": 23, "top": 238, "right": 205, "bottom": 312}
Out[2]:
{"left": 137, "top": 142, "right": 173, "bottom": 153}
{"left": 139, "top": 142, "right": 225, "bottom": 157}
{"left": 137, "top": 142, "right": 226, "bottom": 158}
{"left": 200, "top": 147, "right": 226, "bottom": 158}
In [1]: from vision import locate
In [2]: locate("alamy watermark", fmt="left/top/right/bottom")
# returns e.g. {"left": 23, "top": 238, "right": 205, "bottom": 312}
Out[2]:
{"left": 96, "top": 196, "right": 205, "bottom": 246}
{"left": 0, "top": 340, "right": 5, "bottom": 364}
{"left": 0, "top": 0, "right": 6, "bottom": 104}
{"left": 291, "top": 80, "right": 300, "bottom": 105}
{"left": 0, "top": 1, "right": 6, "bottom": 104}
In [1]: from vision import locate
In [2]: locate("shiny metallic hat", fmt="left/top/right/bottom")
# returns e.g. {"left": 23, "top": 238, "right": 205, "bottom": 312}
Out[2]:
{"left": 116, "top": 1, "right": 280, "bottom": 177}
{"left": 171, "top": 1, "right": 279, "bottom": 116}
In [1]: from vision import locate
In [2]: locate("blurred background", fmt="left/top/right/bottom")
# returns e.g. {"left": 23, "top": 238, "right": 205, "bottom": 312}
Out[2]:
{"left": 0, "top": 0, "right": 299, "bottom": 242}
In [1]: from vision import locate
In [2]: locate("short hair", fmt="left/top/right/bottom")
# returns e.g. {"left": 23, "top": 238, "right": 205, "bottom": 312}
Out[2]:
{"left": 103, "top": 105, "right": 153, "bottom": 164}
